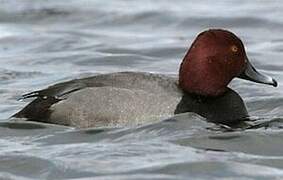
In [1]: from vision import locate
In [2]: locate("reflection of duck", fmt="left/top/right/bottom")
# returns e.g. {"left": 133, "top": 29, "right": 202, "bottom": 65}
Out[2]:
{"left": 12, "top": 29, "right": 277, "bottom": 128}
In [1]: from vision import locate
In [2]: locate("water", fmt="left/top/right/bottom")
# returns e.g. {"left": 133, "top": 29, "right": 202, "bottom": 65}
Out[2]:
{"left": 0, "top": 0, "right": 283, "bottom": 179}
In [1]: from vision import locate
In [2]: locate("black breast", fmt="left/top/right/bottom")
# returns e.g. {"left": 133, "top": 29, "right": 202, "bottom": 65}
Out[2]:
{"left": 174, "top": 89, "right": 249, "bottom": 125}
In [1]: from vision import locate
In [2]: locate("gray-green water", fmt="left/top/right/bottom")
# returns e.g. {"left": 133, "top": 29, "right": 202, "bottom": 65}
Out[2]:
{"left": 0, "top": 0, "right": 283, "bottom": 179}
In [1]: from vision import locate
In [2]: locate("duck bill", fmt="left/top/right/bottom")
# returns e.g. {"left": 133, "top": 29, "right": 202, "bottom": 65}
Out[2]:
{"left": 237, "top": 58, "right": 277, "bottom": 87}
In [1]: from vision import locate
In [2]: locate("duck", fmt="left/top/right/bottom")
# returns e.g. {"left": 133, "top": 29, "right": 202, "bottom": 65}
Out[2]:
{"left": 12, "top": 29, "right": 277, "bottom": 128}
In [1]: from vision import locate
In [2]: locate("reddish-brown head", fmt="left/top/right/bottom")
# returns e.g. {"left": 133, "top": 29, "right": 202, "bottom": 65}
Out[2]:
{"left": 179, "top": 29, "right": 247, "bottom": 96}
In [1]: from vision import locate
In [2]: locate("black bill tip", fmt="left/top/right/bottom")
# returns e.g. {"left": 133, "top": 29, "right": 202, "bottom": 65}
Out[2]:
{"left": 272, "top": 78, "right": 278, "bottom": 87}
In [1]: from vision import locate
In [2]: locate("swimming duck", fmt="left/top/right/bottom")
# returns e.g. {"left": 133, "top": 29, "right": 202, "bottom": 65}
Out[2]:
{"left": 12, "top": 29, "right": 277, "bottom": 128}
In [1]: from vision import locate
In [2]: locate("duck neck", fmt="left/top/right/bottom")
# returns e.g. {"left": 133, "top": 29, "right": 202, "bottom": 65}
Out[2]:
{"left": 178, "top": 57, "right": 229, "bottom": 97}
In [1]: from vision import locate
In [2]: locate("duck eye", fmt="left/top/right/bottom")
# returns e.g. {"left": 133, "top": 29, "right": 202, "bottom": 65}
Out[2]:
{"left": 230, "top": 45, "right": 238, "bottom": 53}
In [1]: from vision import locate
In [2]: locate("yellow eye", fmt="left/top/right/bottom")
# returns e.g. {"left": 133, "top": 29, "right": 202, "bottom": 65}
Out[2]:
{"left": 230, "top": 45, "right": 238, "bottom": 53}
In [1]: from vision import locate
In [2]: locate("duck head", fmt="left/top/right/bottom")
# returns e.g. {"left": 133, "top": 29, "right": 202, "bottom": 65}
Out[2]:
{"left": 179, "top": 29, "right": 277, "bottom": 96}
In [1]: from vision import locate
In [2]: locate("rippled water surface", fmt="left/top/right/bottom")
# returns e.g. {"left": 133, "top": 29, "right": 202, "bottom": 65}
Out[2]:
{"left": 0, "top": 0, "right": 283, "bottom": 179}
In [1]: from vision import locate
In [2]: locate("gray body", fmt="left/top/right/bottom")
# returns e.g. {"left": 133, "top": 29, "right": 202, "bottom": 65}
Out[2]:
{"left": 13, "top": 72, "right": 248, "bottom": 128}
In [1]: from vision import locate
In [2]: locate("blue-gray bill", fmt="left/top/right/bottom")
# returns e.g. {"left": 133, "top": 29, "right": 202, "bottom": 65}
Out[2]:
{"left": 238, "top": 58, "right": 277, "bottom": 87}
